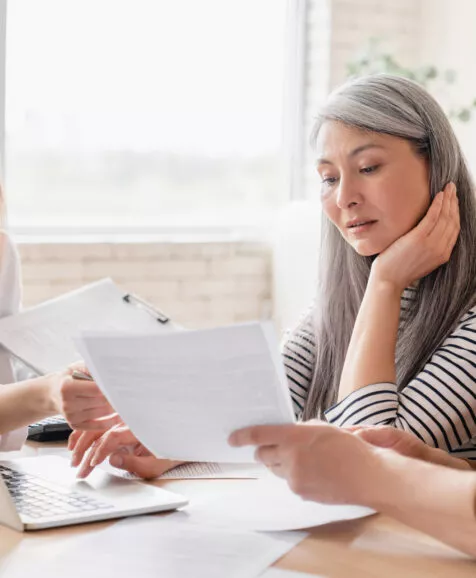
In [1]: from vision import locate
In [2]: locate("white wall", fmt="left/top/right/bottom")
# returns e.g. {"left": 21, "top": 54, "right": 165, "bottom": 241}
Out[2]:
{"left": 0, "top": 0, "right": 6, "bottom": 181}
{"left": 329, "top": 0, "right": 423, "bottom": 88}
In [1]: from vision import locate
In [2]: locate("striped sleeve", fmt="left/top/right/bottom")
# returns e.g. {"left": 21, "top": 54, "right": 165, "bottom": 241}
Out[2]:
{"left": 281, "top": 307, "right": 316, "bottom": 418}
{"left": 325, "top": 309, "right": 476, "bottom": 451}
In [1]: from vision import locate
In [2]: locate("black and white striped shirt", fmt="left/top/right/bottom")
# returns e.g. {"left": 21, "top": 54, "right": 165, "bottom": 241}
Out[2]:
{"left": 282, "top": 288, "right": 476, "bottom": 460}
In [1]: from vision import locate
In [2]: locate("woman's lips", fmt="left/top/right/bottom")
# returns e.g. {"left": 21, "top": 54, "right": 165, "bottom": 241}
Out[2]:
{"left": 346, "top": 220, "right": 378, "bottom": 235}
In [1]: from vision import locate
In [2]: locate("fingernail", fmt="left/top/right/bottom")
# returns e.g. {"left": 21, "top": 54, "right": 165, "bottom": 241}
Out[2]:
{"left": 110, "top": 454, "right": 124, "bottom": 467}
{"left": 90, "top": 457, "right": 97, "bottom": 467}
{"left": 71, "top": 454, "right": 79, "bottom": 467}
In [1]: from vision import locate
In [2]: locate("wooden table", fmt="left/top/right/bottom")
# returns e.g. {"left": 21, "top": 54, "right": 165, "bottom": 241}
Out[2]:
{"left": 0, "top": 443, "right": 474, "bottom": 577}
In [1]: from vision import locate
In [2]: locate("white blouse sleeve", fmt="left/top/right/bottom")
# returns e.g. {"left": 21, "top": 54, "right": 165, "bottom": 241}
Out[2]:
{"left": 0, "top": 231, "right": 25, "bottom": 451}
{"left": 0, "top": 427, "right": 28, "bottom": 451}
{"left": 0, "top": 231, "right": 22, "bottom": 317}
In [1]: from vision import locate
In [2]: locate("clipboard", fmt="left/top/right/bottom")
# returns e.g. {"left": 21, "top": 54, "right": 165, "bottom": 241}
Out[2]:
{"left": 0, "top": 278, "right": 180, "bottom": 375}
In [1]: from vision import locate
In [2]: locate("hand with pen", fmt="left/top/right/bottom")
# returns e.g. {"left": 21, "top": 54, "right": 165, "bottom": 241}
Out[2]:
{"left": 50, "top": 362, "right": 119, "bottom": 431}
{"left": 69, "top": 423, "right": 183, "bottom": 479}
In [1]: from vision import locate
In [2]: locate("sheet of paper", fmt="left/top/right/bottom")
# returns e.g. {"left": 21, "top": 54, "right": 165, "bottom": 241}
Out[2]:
{"left": 160, "top": 461, "right": 266, "bottom": 479}
{"left": 0, "top": 278, "right": 175, "bottom": 373}
{"left": 168, "top": 476, "right": 374, "bottom": 531}
{"left": 76, "top": 322, "right": 295, "bottom": 463}
{"left": 100, "top": 459, "right": 267, "bottom": 480}
{"left": 2, "top": 515, "right": 307, "bottom": 578}
{"left": 261, "top": 569, "right": 324, "bottom": 578}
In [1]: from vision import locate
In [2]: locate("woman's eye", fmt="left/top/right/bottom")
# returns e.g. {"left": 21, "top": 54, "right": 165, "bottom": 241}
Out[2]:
{"left": 360, "top": 165, "right": 379, "bottom": 174}
{"left": 321, "top": 176, "right": 338, "bottom": 186}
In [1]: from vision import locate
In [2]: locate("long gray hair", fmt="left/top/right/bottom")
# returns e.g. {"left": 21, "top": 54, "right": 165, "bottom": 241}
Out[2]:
{"left": 303, "top": 74, "right": 476, "bottom": 420}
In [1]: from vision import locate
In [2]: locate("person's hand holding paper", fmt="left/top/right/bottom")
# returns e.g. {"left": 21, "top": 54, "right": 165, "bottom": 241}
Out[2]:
{"left": 74, "top": 322, "right": 295, "bottom": 464}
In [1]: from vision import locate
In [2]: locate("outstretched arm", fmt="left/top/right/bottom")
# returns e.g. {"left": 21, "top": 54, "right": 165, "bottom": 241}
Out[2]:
{"left": 230, "top": 421, "right": 476, "bottom": 557}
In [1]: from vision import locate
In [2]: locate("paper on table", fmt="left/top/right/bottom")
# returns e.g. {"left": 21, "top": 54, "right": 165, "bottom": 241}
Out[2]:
{"left": 160, "top": 462, "right": 266, "bottom": 479}
{"left": 75, "top": 322, "right": 295, "bottom": 463}
{"left": 0, "top": 278, "right": 176, "bottom": 374}
{"left": 168, "top": 476, "right": 374, "bottom": 531}
{"left": 1, "top": 515, "right": 307, "bottom": 578}
{"left": 261, "top": 569, "right": 324, "bottom": 578}
{"left": 101, "top": 460, "right": 267, "bottom": 480}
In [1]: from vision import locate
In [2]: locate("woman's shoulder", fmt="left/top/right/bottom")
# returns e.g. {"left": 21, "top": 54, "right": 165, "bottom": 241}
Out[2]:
{"left": 281, "top": 302, "right": 316, "bottom": 358}
{"left": 457, "top": 304, "right": 476, "bottom": 328}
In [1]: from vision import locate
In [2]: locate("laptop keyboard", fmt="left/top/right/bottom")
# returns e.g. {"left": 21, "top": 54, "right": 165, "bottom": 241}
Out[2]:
{"left": 0, "top": 465, "right": 114, "bottom": 519}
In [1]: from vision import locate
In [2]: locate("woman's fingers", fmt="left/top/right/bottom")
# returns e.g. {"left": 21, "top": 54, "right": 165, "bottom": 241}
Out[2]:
{"left": 70, "top": 431, "right": 103, "bottom": 466}
{"left": 428, "top": 183, "right": 457, "bottom": 242}
{"left": 60, "top": 374, "right": 117, "bottom": 428}
{"left": 66, "top": 406, "right": 115, "bottom": 425}
{"left": 87, "top": 427, "right": 139, "bottom": 468}
{"left": 443, "top": 186, "right": 460, "bottom": 247}
{"left": 76, "top": 444, "right": 105, "bottom": 479}
{"left": 414, "top": 188, "right": 444, "bottom": 237}
{"left": 63, "top": 394, "right": 111, "bottom": 412}
{"left": 69, "top": 414, "right": 120, "bottom": 431}
{"left": 67, "top": 429, "right": 82, "bottom": 451}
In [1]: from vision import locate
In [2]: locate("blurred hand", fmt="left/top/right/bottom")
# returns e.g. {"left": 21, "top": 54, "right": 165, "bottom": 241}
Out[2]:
{"left": 229, "top": 421, "right": 386, "bottom": 506}
{"left": 50, "top": 362, "right": 118, "bottom": 430}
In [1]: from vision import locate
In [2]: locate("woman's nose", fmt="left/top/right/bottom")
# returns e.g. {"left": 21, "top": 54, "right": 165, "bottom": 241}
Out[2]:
{"left": 335, "top": 177, "right": 362, "bottom": 209}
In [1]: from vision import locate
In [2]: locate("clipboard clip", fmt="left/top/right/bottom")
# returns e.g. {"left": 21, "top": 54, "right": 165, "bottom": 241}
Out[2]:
{"left": 123, "top": 293, "right": 170, "bottom": 324}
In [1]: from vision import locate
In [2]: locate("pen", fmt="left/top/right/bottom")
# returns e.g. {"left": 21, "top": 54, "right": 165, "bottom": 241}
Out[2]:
{"left": 71, "top": 370, "right": 94, "bottom": 382}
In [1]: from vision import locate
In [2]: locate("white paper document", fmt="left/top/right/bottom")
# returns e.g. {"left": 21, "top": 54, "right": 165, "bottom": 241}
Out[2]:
{"left": 168, "top": 476, "right": 374, "bottom": 531}
{"left": 2, "top": 516, "right": 307, "bottom": 578}
{"left": 76, "top": 322, "right": 295, "bottom": 462}
{"left": 101, "top": 460, "right": 266, "bottom": 480}
{"left": 261, "top": 569, "right": 324, "bottom": 578}
{"left": 0, "top": 278, "right": 175, "bottom": 374}
{"left": 160, "top": 461, "right": 266, "bottom": 479}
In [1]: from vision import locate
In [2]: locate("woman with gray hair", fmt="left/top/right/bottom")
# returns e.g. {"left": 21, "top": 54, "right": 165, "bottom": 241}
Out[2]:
{"left": 283, "top": 73, "right": 476, "bottom": 461}
{"left": 70, "top": 74, "right": 476, "bottom": 486}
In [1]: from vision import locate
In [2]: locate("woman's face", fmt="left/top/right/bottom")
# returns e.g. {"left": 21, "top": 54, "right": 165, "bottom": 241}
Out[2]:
{"left": 315, "top": 121, "right": 430, "bottom": 256}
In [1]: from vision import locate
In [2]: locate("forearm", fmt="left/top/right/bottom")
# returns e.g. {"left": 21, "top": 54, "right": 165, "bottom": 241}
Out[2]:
{"left": 339, "top": 272, "right": 401, "bottom": 400}
{"left": 0, "top": 376, "right": 58, "bottom": 433}
{"left": 368, "top": 451, "right": 476, "bottom": 557}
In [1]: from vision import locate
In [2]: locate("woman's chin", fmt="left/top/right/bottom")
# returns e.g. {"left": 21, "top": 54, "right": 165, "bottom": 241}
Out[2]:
{"left": 350, "top": 238, "right": 389, "bottom": 257}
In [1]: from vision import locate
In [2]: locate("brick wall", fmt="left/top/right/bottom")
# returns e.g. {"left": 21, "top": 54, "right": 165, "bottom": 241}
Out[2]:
{"left": 329, "top": 0, "right": 423, "bottom": 88}
{"left": 17, "top": 241, "right": 272, "bottom": 329}
{"left": 301, "top": 0, "right": 423, "bottom": 199}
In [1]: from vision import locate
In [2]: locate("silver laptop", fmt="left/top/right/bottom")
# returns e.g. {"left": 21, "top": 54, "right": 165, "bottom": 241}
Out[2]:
{"left": 0, "top": 455, "right": 188, "bottom": 531}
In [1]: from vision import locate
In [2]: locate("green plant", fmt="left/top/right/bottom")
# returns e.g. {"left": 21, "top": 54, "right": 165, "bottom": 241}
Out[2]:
{"left": 346, "top": 38, "right": 476, "bottom": 122}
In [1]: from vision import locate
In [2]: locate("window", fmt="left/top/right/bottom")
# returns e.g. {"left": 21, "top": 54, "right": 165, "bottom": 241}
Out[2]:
{"left": 3, "top": 0, "right": 288, "bottom": 233}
